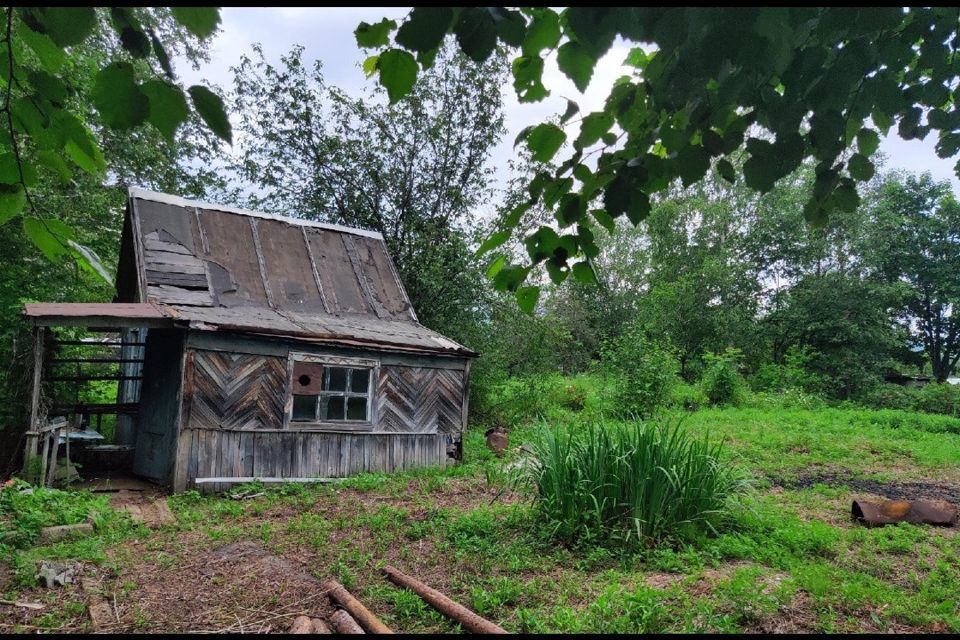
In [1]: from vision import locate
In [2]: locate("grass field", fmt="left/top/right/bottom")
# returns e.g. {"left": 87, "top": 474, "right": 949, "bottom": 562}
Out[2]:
{"left": 2, "top": 403, "right": 960, "bottom": 633}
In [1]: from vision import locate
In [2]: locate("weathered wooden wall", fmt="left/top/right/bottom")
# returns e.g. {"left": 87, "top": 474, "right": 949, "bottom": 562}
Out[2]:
{"left": 174, "top": 429, "right": 452, "bottom": 493}
{"left": 171, "top": 332, "right": 471, "bottom": 492}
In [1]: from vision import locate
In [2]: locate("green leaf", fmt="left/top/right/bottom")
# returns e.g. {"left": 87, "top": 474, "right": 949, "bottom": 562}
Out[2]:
{"left": 143, "top": 81, "right": 189, "bottom": 139}
{"left": 565, "top": 7, "right": 616, "bottom": 59}
{"left": 717, "top": 158, "right": 736, "bottom": 183}
{"left": 92, "top": 62, "right": 149, "bottom": 130}
{"left": 521, "top": 8, "right": 561, "bottom": 56}
{"left": 492, "top": 8, "right": 526, "bottom": 46}
{"left": 28, "top": 69, "right": 67, "bottom": 106}
{"left": 377, "top": 49, "right": 419, "bottom": 104}
{"left": 512, "top": 55, "right": 549, "bottom": 102}
{"left": 22, "top": 216, "right": 73, "bottom": 262}
{"left": 560, "top": 99, "right": 579, "bottom": 125}
{"left": 556, "top": 194, "right": 585, "bottom": 227}
{"left": 831, "top": 179, "right": 860, "bottom": 213}
{"left": 23, "top": 7, "right": 96, "bottom": 47}
{"left": 395, "top": 8, "right": 453, "bottom": 53}
{"left": 557, "top": 41, "right": 595, "bottom": 92}
{"left": 492, "top": 264, "right": 530, "bottom": 292}
{"left": 68, "top": 240, "right": 112, "bottom": 284}
{"left": 575, "top": 112, "right": 613, "bottom": 148}
{"left": 624, "top": 47, "right": 648, "bottom": 68}
{"left": 676, "top": 144, "right": 711, "bottom": 186}
{"left": 476, "top": 230, "right": 512, "bottom": 256}
{"left": 0, "top": 184, "right": 25, "bottom": 225}
{"left": 526, "top": 123, "right": 566, "bottom": 162}
{"left": 112, "top": 7, "right": 151, "bottom": 59}
{"left": 36, "top": 150, "right": 71, "bottom": 184}
{"left": 17, "top": 24, "right": 65, "bottom": 73}
{"left": 571, "top": 261, "right": 596, "bottom": 284}
{"left": 545, "top": 258, "right": 569, "bottom": 284}
{"left": 171, "top": 7, "right": 221, "bottom": 39}
{"left": 591, "top": 208, "right": 616, "bottom": 233}
{"left": 54, "top": 112, "right": 106, "bottom": 174}
{"left": 847, "top": 153, "right": 875, "bottom": 182}
{"left": 516, "top": 285, "right": 540, "bottom": 315}
{"left": 188, "top": 85, "right": 232, "bottom": 144}
{"left": 857, "top": 128, "right": 880, "bottom": 156}
{"left": 504, "top": 202, "right": 530, "bottom": 228}
{"left": 355, "top": 18, "right": 397, "bottom": 48}
{"left": 0, "top": 153, "right": 37, "bottom": 187}
{"left": 362, "top": 55, "right": 379, "bottom": 78}
{"left": 485, "top": 254, "right": 507, "bottom": 279}
{"left": 151, "top": 32, "right": 175, "bottom": 78}
{"left": 454, "top": 8, "right": 497, "bottom": 63}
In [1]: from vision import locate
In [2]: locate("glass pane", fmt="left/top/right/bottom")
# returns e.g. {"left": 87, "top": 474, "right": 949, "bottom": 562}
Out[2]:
{"left": 292, "top": 395, "right": 317, "bottom": 421}
{"left": 351, "top": 368, "right": 370, "bottom": 393}
{"left": 326, "top": 367, "right": 347, "bottom": 392}
{"left": 322, "top": 395, "right": 345, "bottom": 421}
{"left": 347, "top": 396, "right": 367, "bottom": 420}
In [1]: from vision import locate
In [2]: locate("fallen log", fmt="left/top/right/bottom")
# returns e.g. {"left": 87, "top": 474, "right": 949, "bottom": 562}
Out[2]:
{"left": 382, "top": 565, "right": 508, "bottom": 634}
{"left": 330, "top": 609, "right": 365, "bottom": 634}
{"left": 312, "top": 618, "right": 332, "bottom": 634}
{"left": 290, "top": 615, "right": 314, "bottom": 634}
{"left": 322, "top": 579, "right": 392, "bottom": 634}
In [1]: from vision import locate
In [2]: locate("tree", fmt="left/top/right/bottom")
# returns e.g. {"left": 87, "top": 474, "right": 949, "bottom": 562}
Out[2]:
{"left": 356, "top": 8, "right": 960, "bottom": 308}
{"left": 0, "top": 7, "right": 231, "bottom": 279}
{"left": 229, "top": 43, "right": 506, "bottom": 337}
{"left": 867, "top": 172, "right": 960, "bottom": 382}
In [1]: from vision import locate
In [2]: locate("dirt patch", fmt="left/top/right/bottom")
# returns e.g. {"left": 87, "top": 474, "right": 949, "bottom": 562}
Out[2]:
{"left": 108, "top": 491, "right": 175, "bottom": 528}
{"left": 770, "top": 471, "right": 960, "bottom": 504}
{"left": 105, "top": 540, "right": 337, "bottom": 633}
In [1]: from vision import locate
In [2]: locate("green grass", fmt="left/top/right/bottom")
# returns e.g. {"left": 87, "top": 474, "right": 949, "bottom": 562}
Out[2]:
{"left": 5, "top": 385, "right": 960, "bottom": 633}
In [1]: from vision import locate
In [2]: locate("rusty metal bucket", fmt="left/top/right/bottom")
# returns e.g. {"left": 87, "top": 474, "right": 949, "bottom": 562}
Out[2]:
{"left": 851, "top": 499, "right": 958, "bottom": 527}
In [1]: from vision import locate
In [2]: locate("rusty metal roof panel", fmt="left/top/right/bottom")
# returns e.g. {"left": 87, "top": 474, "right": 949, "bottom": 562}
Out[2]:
{"left": 123, "top": 188, "right": 474, "bottom": 356}
{"left": 23, "top": 303, "right": 173, "bottom": 328}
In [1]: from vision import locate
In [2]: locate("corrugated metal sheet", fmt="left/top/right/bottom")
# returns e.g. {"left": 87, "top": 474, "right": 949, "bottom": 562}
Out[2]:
{"left": 125, "top": 188, "right": 475, "bottom": 357}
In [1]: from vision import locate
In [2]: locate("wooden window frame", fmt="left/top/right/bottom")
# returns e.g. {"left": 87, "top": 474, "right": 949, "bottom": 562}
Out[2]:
{"left": 285, "top": 353, "right": 378, "bottom": 431}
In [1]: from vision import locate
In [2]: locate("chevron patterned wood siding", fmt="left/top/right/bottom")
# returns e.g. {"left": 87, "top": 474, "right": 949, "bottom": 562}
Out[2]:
{"left": 376, "top": 366, "right": 465, "bottom": 434}
{"left": 185, "top": 349, "right": 286, "bottom": 430}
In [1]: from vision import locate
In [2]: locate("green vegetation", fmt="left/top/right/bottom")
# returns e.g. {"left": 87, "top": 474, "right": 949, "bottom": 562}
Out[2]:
{"left": 525, "top": 419, "right": 749, "bottom": 546}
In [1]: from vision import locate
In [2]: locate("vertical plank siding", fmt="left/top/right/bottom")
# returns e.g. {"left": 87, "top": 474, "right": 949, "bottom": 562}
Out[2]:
{"left": 175, "top": 347, "right": 468, "bottom": 492}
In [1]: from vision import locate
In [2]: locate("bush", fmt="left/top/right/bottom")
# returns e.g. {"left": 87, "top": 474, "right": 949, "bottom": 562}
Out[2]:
{"left": 669, "top": 382, "right": 709, "bottom": 411}
{"left": 524, "top": 419, "right": 750, "bottom": 547}
{"left": 749, "top": 346, "right": 825, "bottom": 395}
{"left": 0, "top": 479, "right": 109, "bottom": 547}
{"left": 914, "top": 382, "right": 960, "bottom": 417}
{"left": 701, "top": 349, "right": 747, "bottom": 406}
{"left": 858, "top": 383, "right": 918, "bottom": 412}
{"left": 600, "top": 322, "right": 677, "bottom": 418}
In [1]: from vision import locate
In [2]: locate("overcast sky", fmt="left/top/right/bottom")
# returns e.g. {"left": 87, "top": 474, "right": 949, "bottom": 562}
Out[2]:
{"left": 179, "top": 7, "right": 960, "bottom": 199}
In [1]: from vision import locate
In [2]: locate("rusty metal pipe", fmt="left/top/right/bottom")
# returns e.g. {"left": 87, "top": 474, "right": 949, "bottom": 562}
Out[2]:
{"left": 323, "top": 579, "right": 392, "bottom": 634}
{"left": 852, "top": 499, "right": 957, "bottom": 527}
{"left": 382, "top": 565, "right": 508, "bottom": 634}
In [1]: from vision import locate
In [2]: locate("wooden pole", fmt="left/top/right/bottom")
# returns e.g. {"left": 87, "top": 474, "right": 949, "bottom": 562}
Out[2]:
{"left": 45, "top": 427, "right": 62, "bottom": 487}
{"left": 322, "top": 579, "right": 392, "bottom": 634}
{"left": 25, "top": 327, "right": 45, "bottom": 481}
{"left": 382, "top": 565, "right": 508, "bottom": 634}
{"left": 330, "top": 609, "right": 365, "bottom": 634}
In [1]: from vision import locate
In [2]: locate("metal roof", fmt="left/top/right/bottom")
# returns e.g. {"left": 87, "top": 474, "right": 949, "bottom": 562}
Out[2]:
{"left": 121, "top": 188, "right": 475, "bottom": 357}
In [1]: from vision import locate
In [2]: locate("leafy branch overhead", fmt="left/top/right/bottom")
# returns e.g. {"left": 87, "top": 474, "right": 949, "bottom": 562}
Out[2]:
{"left": 0, "top": 7, "right": 231, "bottom": 281}
{"left": 356, "top": 7, "right": 960, "bottom": 311}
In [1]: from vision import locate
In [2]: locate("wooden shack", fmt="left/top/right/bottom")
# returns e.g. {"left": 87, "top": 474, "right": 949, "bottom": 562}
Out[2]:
{"left": 23, "top": 188, "right": 476, "bottom": 492}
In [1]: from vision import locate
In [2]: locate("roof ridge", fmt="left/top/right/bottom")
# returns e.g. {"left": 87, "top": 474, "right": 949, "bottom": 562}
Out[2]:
{"left": 127, "top": 186, "right": 384, "bottom": 240}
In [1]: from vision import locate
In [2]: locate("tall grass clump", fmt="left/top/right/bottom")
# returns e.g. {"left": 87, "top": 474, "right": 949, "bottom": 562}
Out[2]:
{"left": 525, "top": 420, "right": 750, "bottom": 547}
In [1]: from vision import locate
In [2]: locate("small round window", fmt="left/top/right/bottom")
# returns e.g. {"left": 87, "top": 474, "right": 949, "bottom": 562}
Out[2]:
{"left": 298, "top": 374, "right": 311, "bottom": 386}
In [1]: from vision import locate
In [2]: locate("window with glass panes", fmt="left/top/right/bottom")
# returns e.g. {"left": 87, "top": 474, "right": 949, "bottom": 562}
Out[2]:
{"left": 291, "top": 365, "right": 372, "bottom": 423}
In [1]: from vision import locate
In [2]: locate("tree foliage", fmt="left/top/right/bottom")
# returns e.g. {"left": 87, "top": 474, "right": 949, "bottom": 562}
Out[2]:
{"left": 867, "top": 173, "right": 960, "bottom": 382}
{"left": 0, "top": 7, "right": 230, "bottom": 280}
{"left": 357, "top": 7, "right": 960, "bottom": 304}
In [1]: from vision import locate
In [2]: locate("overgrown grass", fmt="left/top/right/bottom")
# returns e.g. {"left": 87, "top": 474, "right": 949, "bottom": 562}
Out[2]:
{"left": 524, "top": 419, "right": 751, "bottom": 547}
{"left": 0, "top": 480, "right": 109, "bottom": 548}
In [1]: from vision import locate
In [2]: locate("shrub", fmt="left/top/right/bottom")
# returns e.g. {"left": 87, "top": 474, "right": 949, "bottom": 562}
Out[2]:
{"left": 914, "top": 382, "right": 960, "bottom": 417}
{"left": 858, "top": 383, "right": 918, "bottom": 412}
{"left": 599, "top": 322, "right": 677, "bottom": 418}
{"left": 0, "top": 479, "right": 109, "bottom": 547}
{"left": 524, "top": 419, "right": 750, "bottom": 547}
{"left": 701, "top": 349, "right": 747, "bottom": 406}
{"left": 749, "top": 346, "right": 825, "bottom": 395}
{"left": 669, "top": 382, "right": 709, "bottom": 411}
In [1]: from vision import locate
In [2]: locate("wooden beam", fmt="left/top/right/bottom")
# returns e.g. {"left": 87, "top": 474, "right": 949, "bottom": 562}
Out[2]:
{"left": 25, "top": 327, "right": 44, "bottom": 480}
